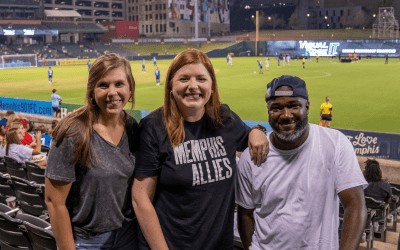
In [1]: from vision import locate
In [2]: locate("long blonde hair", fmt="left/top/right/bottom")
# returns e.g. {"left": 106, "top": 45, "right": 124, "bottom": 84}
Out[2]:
{"left": 52, "top": 54, "right": 135, "bottom": 169}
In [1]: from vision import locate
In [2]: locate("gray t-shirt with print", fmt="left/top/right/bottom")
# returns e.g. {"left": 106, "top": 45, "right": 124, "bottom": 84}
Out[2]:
{"left": 45, "top": 117, "right": 138, "bottom": 236}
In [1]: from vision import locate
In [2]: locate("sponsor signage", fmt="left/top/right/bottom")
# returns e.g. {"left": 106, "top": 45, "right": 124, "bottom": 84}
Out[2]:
{"left": 266, "top": 39, "right": 400, "bottom": 57}
{"left": 0, "top": 97, "right": 53, "bottom": 116}
{"left": 0, "top": 29, "right": 59, "bottom": 35}
{"left": 337, "top": 128, "right": 400, "bottom": 160}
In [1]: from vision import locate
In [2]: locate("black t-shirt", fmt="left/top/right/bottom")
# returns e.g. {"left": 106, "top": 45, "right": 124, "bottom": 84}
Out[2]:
{"left": 135, "top": 105, "right": 250, "bottom": 250}
{"left": 364, "top": 181, "right": 392, "bottom": 202}
{"left": 46, "top": 115, "right": 139, "bottom": 236}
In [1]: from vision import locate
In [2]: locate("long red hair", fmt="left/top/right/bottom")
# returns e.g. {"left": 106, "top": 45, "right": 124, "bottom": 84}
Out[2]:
{"left": 163, "top": 49, "right": 223, "bottom": 148}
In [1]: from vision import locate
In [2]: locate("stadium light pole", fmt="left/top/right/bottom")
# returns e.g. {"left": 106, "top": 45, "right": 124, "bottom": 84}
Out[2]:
{"left": 194, "top": 0, "right": 198, "bottom": 39}
{"left": 256, "top": 11, "right": 259, "bottom": 56}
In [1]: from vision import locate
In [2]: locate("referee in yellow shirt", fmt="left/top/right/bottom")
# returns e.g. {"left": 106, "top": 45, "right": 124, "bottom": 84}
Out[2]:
{"left": 320, "top": 96, "right": 332, "bottom": 127}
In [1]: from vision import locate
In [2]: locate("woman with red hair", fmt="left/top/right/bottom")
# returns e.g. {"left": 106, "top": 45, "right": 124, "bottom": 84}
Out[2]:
{"left": 132, "top": 49, "right": 268, "bottom": 250}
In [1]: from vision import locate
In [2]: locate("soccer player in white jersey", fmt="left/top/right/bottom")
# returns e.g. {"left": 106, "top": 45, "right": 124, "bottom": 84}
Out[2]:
{"left": 142, "top": 59, "right": 146, "bottom": 73}
{"left": 265, "top": 57, "right": 269, "bottom": 71}
{"left": 236, "top": 75, "right": 367, "bottom": 250}
{"left": 155, "top": 67, "right": 160, "bottom": 86}
{"left": 48, "top": 67, "right": 53, "bottom": 84}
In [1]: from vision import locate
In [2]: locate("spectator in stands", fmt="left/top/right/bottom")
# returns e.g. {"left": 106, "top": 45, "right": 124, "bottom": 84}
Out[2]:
{"left": 5, "top": 127, "right": 46, "bottom": 167}
{"left": 236, "top": 75, "right": 367, "bottom": 250}
{"left": 45, "top": 53, "right": 139, "bottom": 250}
{"left": 26, "top": 121, "right": 35, "bottom": 137}
{"left": 0, "top": 110, "right": 14, "bottom": 127}
{"left": 5, "top": 113, "right": 20, "bottom": 131}
{"left": 363, "top": 158, "right": 392, "bottom": 204}
{"left": 0, "top": 124, "right": 5, "bottom": 157}
{"left": 131, "top": 49, "right": 268, "bottom": 250}
{"left": 19, "top": 118, "right": 33, "bottom": 147}
{"left": 49, "top": 120, "right": 58, "bottom": 135}
{"left": 51, "top": 89, "right": 62, "bottom": 118}
{"left": 37, "top": 124, "right": 52, "bottom": 147}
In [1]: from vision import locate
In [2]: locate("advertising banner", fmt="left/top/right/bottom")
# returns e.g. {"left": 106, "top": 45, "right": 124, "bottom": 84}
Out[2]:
{"left": 0, "top": 97, "right": 53, "bottom": 116}
{"left": 60, "top": 103, "right": 83, "bottom": 118}
{"left": 0, "top": 29, "right": 58, "bottom": 36}
{"left": 60, "top": 59, "right": 93, "bottom": 66}
{"left": 265, "top": 39, "right": 400, "bottom": 57}
{"left": 338, "top": 128, "right": 400, "bottom": 161}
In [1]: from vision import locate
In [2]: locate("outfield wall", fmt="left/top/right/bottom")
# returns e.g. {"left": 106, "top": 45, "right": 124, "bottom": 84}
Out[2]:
{"left": 207, "top": 40, "right": 400, "bottom": 58}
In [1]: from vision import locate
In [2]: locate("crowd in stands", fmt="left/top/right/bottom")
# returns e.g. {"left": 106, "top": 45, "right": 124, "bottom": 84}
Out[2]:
{"left": 1, "top": 42, "right": 137, "bottom": 59}
{"left": 0, "top": 110, "right": 59, "bottom": 168}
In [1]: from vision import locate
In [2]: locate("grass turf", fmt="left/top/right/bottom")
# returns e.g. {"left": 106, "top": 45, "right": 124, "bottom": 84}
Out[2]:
{"left": 0, "top": 56, "right": 399, "bottom": 134}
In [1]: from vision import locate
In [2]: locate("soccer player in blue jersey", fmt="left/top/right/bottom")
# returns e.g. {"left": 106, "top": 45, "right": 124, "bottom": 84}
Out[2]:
{"left": 48, "top": 67, "right": 53, "bottom": 84}
{"left": 153, "top": 57, "right": 157, "bottom": 68}
{"left": 227, "top": 54, "right": 230, "bottom": 64}
{"left": 142, "top": 59, "right": 146, "bottom": 73}
{"left": 87, "top": 60, "right": 91, "bottom": 72}
{"left": 257, "top": 60, "right": 263, "bottom": 74}
{"left": 155, "top": 67, "right": 160, "bottom": 86}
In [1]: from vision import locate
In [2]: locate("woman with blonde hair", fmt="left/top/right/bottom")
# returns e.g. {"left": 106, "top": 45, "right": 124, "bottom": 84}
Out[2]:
{"left": 45, "top": 53, "right": 139, "bottom": 249}
{"left": 132, "top": 49, "right": 268, "bottom": 250}
{"left": 5, "top": 113, "right": 20, "bottom": 131}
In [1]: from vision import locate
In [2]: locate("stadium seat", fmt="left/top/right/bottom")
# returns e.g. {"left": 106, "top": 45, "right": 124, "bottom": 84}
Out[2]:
{"left": 0, "top": 157, "right": 7, "bottom": 173}
{"left": 365, "top": 208, "right": 377, "bottom": 250}
{"left": 4, "top": 156, "right": 28, "bottom": 179}
{"left": 365, "top": 196, "right": 389, "bottom": 242}
{"left": 389, "top": 195, "right": 399, "bottom": 232}
{"left": 8, "top": 176, "right": 47, "bottom": 218}
{"left": 0, "top": 172, "right": 16, "bottom": 205}
{"left": 18, "top": 213, "right": 56, "bottom": 250}
{"left": 25, "top": 162, "right": 45, "bottom": 185}
{"left": 41, "top": 145, "right": 50, "bottom": 156}
{"left": 0, "top": 208, "right": 32, "bottom": 250}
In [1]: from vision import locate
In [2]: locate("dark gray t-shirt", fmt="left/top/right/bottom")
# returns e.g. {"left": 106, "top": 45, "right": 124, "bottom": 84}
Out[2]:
{"left": 45, "top": 117, "right": 138, "bottom": 236}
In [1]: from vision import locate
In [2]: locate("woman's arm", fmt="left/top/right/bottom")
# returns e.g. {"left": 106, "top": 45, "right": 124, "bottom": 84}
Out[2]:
{"left": 45, "top": 177, "right": 75, "bottom": 250}
{"left": 131, "top": 176, "right": 169, "bottom": 250}
{"left": 32, "top": 131, "right": 42, "bottom": 155}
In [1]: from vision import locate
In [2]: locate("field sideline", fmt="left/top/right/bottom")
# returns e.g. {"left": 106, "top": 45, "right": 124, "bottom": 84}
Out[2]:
{"left": 0, "top": 56, "right": 399, "bottom": 134}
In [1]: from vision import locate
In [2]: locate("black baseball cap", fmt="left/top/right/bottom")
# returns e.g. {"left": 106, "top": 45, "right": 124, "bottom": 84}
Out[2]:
{"left": 265, "top": 75, "right": 308, "bottom": 103}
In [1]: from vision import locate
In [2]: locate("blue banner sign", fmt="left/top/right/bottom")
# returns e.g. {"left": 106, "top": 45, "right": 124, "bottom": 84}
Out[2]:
{"left": 336, "top": 128, "right": 399, "bottom": 160}
{"left": 0, "top": 29, "right": 59, "bottom": 36}
{"left": 4, "top": 62, "right": 32, "bottom": 68}
{"left": 266, "top": 39, "right": 400, "bottom": 58}
{"left": 0, "top": 97, "right": 53, "bottom": 117}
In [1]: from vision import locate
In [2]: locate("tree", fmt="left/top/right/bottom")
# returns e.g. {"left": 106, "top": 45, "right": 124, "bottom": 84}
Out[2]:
{"left": 252, "top": 11, "right": 267, "bottom": 30}
{"left": 268, "top": 14, "right": 280, "bottom": 30}
{"left": 276, "top": 17, "right": 286, "bottom": 29}
{"left": 353, "top": 10, "right": 367, "bottom": 29}
{"left": 340, "top": 14, "right": 354, "bottom": 29}
{"left": 288, "top": 13, "right": 301, "bottom": 29}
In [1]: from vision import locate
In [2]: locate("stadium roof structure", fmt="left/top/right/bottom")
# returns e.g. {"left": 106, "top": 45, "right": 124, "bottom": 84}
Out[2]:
{"left": 44, "top": 10, "right": 82, "bottom": 18}
{"left": 42, "top": 21, "right": 108, "bottom": 34}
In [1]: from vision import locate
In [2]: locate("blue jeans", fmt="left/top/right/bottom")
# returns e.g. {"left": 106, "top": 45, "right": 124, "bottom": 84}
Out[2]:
{"left": 71, "top": 220, "right": 138, "bottom": 250}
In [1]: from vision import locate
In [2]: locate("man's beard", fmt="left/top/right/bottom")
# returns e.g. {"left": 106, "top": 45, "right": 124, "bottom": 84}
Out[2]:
{"left": 270, "top": 116, "right": 309, "bottom": 142}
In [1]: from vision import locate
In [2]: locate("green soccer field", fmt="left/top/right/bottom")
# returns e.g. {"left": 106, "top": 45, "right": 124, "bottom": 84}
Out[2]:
{"left": 1, "top": 56, "right": 399, "bottom": 133}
